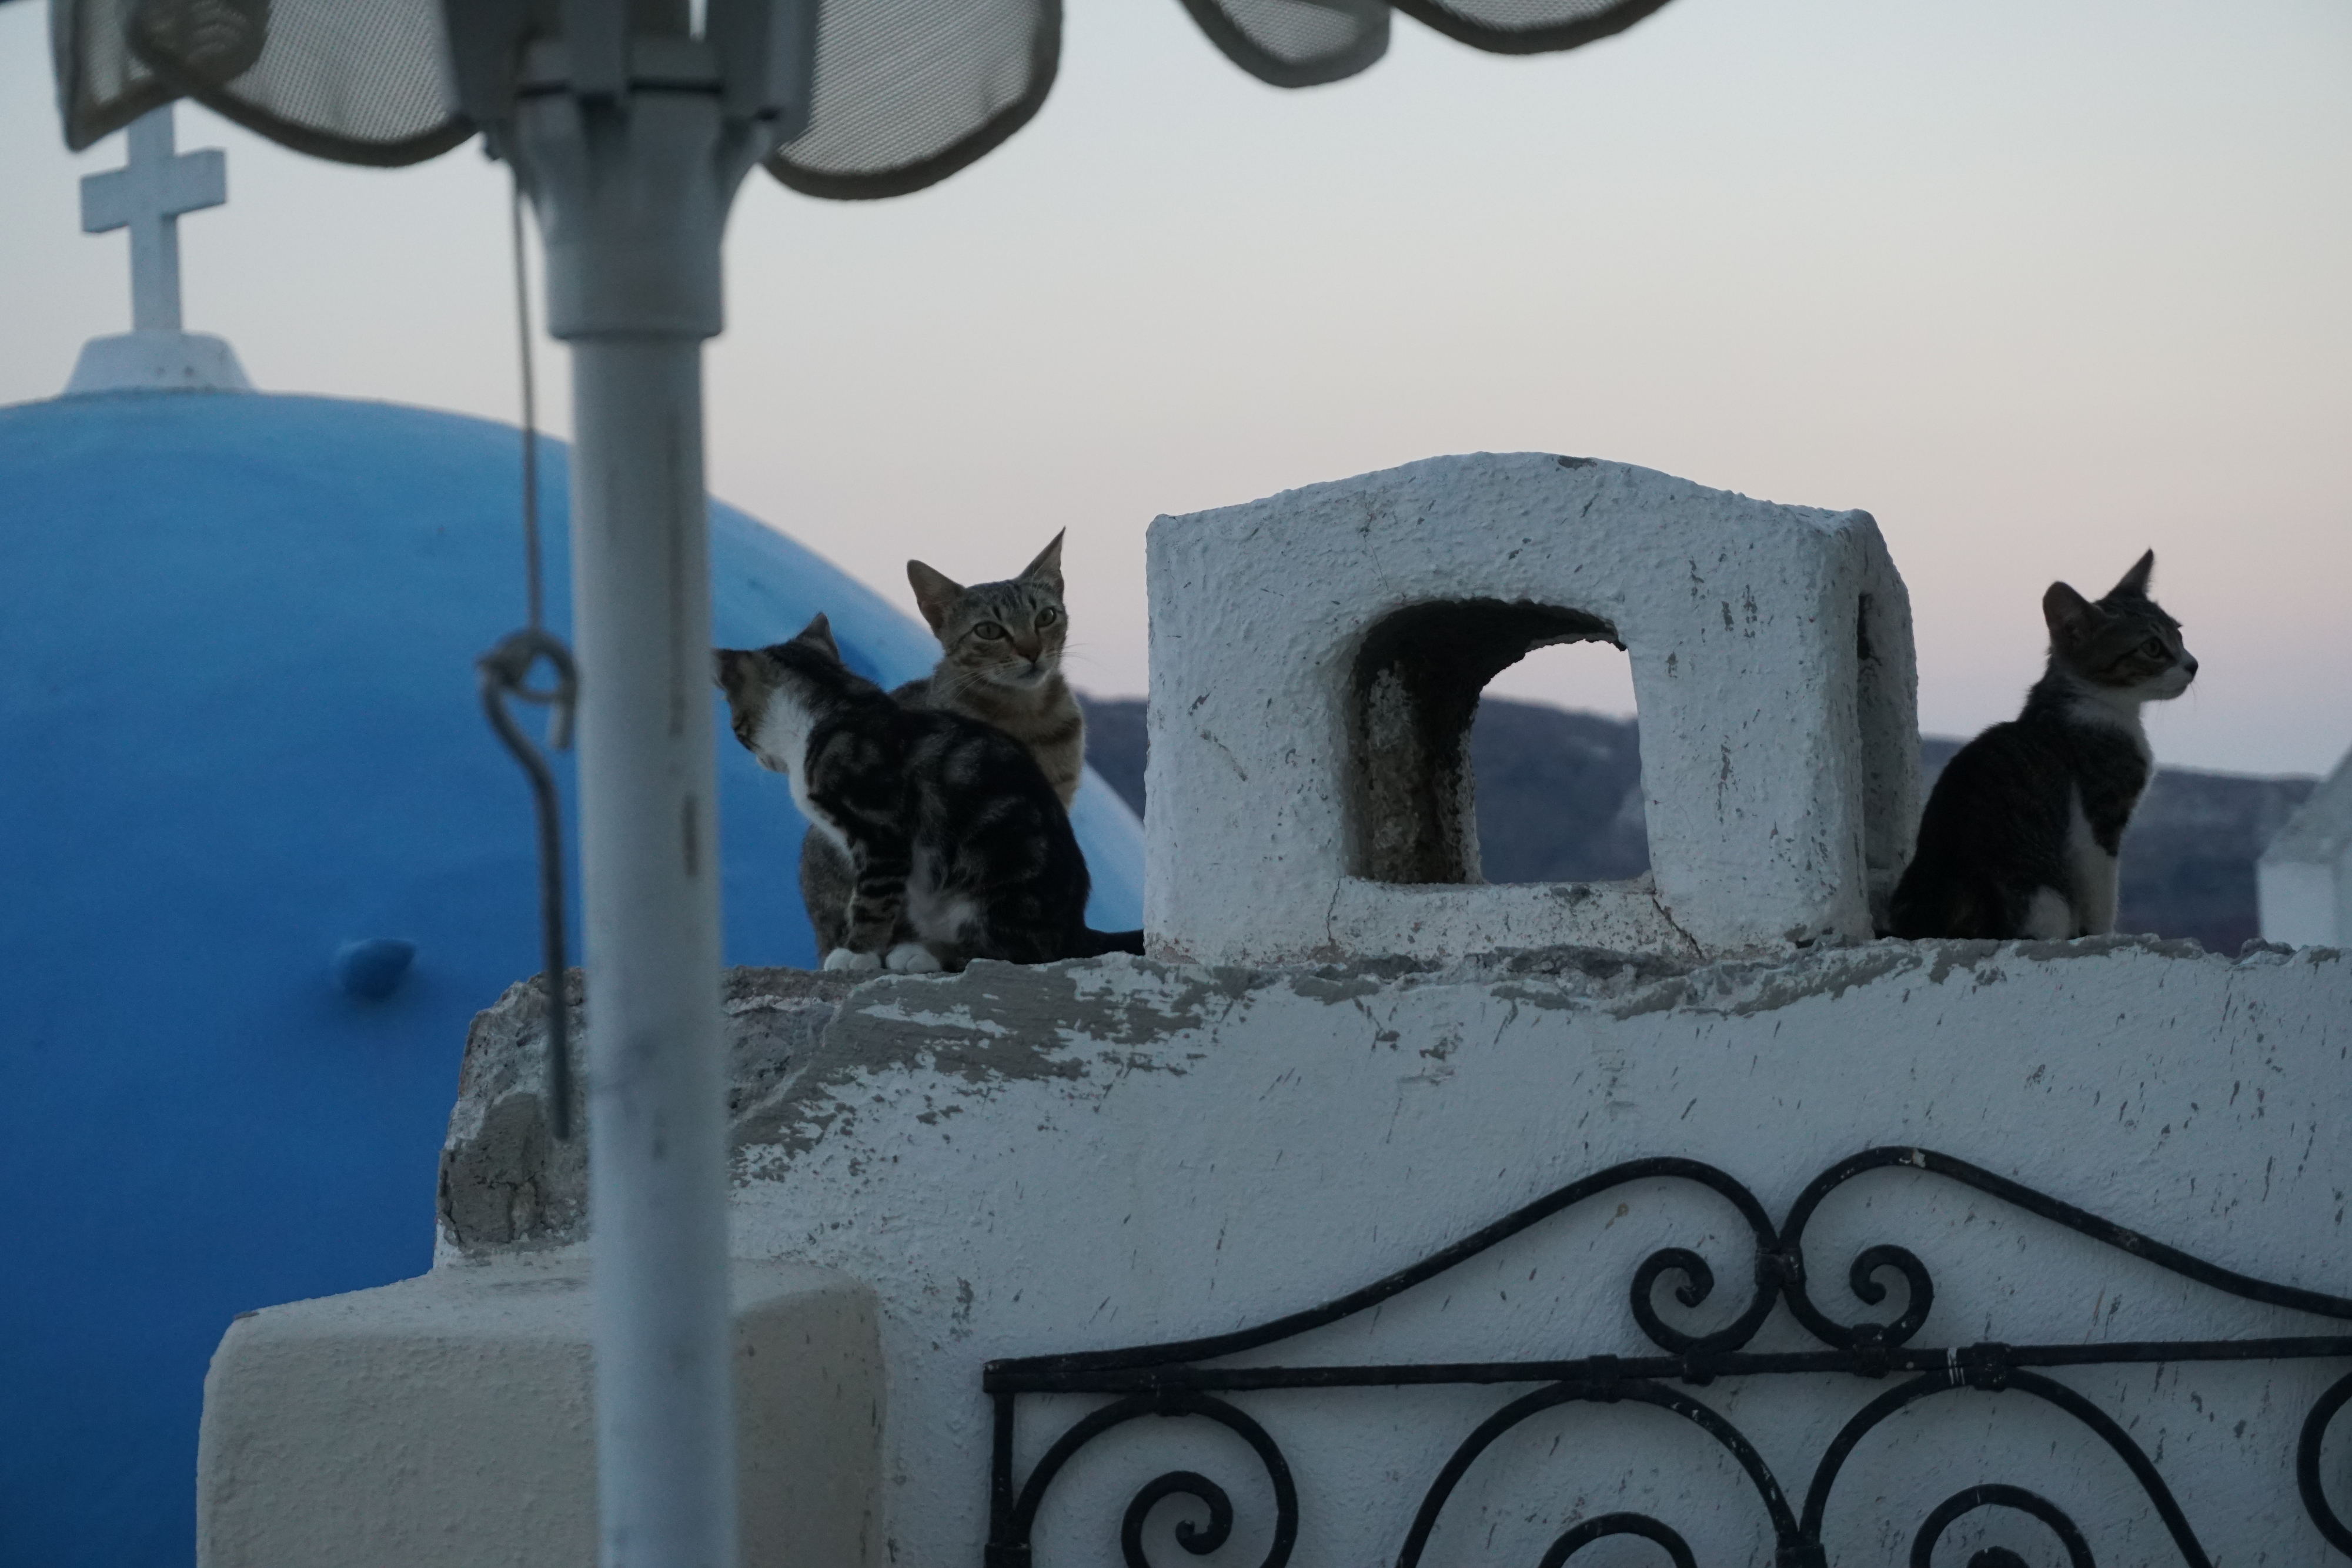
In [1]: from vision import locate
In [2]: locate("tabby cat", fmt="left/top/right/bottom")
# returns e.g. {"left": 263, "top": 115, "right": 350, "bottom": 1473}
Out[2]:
{"left": 1888, "top": 550, "right": 2197, "bottom": 940}
{"left": 907, "top": 531, "right": 1087, "bottom": 804}
{"left": 716, "top": 614, "right": 1142, "bottom": 972}
{"left": 799, "top": 533, "right": 1088, "bottom": 958}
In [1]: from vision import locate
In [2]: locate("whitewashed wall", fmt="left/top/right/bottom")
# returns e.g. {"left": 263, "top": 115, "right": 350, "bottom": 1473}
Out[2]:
{"left": 1143, "top": 453, "right": 1917, "bottom": 963}
{"left": 207, "top": 941, "right": 2352, "bottom": 1567}
{"left": 677, "top": 939, "right": 2350, "bottom": 1567}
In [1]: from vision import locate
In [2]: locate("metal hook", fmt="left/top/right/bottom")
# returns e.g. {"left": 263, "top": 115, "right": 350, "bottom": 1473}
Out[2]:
{"left": 479, "top": 627, "right": 579, "bottom": 1139}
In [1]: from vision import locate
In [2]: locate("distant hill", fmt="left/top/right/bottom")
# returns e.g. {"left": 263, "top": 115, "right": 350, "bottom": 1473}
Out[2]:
{"left": 1077, "top": 696, "right": 2315, "bottom": 954}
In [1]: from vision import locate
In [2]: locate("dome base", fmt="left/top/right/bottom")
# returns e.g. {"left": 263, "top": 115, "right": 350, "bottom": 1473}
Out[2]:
{"left": 62, "top": 330, "right": 253, "bottom": 396}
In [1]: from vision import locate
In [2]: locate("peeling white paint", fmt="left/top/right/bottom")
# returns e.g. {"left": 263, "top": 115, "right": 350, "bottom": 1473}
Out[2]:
{"left": 710, "top": 941, "right": 2350, "bottom": 1567}
{"left": 204, "top": 935, "right": 2351, "bottom": 1565}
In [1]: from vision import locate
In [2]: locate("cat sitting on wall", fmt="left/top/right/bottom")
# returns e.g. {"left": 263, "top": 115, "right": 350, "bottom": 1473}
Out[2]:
{"left": 792, "top": 533, "right": 1093, "bottom": 961}
{"left": 904, "top": 532, "right": 1088, "bottom": 805}
{"left": 716, "top": 613, "right": 1143, "bottom": 973}
{"left": 1889, "top": 550, "right": 2197, "bottom": 941}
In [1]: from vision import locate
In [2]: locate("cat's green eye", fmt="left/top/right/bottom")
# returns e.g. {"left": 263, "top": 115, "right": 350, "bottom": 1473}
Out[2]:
{"left": 974, "top": 622, "right": 1006, "bottom": 641}
{"left": 2142, "top": 637, "right": 2166, "bottom": 657}
{"left": 1036, "top": 607, "right": 1059, "bottom": 628}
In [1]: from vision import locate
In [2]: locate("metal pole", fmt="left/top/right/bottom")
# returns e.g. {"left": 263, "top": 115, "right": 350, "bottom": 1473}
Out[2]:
{"left": 514, "top": 79, "right": 761, "bottom": 1568}
{"left": 573, "top": 332, "right": 736, "bottom": 1568}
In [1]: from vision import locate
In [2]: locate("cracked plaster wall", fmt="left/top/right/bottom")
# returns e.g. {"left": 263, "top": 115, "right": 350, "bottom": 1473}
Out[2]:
{"left": 431, "top": 938, "right": 2351, "bottom": 1566}
{"left": 1142, "top": 453, "right": 1918, "bottom": 964}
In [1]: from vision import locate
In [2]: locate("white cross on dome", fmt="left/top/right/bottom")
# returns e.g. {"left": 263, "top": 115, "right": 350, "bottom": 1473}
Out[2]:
{"left": 61, "top": 103, "right": 252, "bottom": 396}
{"left": 81, "top": 103, "right": 226, "bottom": 333}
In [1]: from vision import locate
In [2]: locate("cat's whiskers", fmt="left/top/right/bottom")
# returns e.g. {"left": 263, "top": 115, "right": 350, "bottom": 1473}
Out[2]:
{"left": 927, "top": 666, "right": 1001, "bottom": 706}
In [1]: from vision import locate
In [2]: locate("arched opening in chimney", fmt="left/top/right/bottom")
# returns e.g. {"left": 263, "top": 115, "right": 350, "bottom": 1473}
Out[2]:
{"left": 1471, "top": 640, "right": 1647, "bottom": 885}
{"left": 1346, "top": 599, "right": 1626, "bottom": 885}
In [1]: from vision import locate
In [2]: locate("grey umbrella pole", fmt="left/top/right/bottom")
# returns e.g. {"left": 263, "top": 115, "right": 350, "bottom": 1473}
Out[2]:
{"left": 514, "top": 81, "right": 764, "bottom": 1568}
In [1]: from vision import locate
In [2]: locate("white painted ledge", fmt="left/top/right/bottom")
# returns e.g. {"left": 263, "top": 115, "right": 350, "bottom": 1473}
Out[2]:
{"left": 1327, "top": 872, "right": 1700, "bottom": 961}
{"left": 196, "top": 1255, "right": 883, "bottom": 1568}
{"left": 61, "top": 330, "right": 252, "bottom": 396}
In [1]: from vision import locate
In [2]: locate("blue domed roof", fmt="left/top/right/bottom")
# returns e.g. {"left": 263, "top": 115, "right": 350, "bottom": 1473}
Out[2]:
{"left": 0, "top": 389, "right": 1141, "bottom": 1568}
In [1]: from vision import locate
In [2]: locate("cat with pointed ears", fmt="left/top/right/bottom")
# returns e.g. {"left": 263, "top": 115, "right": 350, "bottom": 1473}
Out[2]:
{"left": 1889, "top": 550, "right": 2197, "bottom": 941}
{"left": 717, "top": 614, "right": 1142, "bottom": 973}
{"left": 796, "top": 533, "right": 1088, "bottom": 958}
{"left": 907, "top": 530, "right": 1087, "bottom": 804}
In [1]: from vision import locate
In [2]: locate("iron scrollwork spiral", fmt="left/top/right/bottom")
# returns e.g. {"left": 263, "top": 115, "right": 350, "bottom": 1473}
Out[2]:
{"left": 1393, "top": 1373, "right": 1799, "bottom": 1568}
{"left": 1775, "top": 1152, "right": 1940, "bottom": 1352}
{"left": 993, "top": 1388, "right": 1296, "bottom": 1568}
{"left": 2300, "top": 1370, "right": 2352, "bottom": 1555}
{"left": 1802, "top": 1367, "right": 2210, "bottom": 1566}
{"left": 1908, "top": 1485, "right": 2093, "bottom": 1568}
{"left": 1538, "top": 1512, "right": 1696, "bottom": 1567}
{"left": 1120, "top": 1471, "right": 1232, "bottom": 1566}
{"left": 1618, "top": 1162, "right": 1779, "bottom": 1356}
{"left": 984, "top": 1145, "right": 2352, "bottom": 1567}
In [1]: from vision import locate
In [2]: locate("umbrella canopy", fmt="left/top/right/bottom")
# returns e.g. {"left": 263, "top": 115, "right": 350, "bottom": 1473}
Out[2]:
{"left": 54, "top": 0, "right": 1677, "bottom": 189}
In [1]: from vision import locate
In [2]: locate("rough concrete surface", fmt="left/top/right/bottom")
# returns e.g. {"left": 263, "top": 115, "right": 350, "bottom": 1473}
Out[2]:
{"left": 1143, "top": 453, "right": 1919, "bottom": 963}
{"left": 420, "top": 938, "right": 2351, "bottom": 1567}
{"left": 437, "top": 967, "right": 858, "bottom": 1256}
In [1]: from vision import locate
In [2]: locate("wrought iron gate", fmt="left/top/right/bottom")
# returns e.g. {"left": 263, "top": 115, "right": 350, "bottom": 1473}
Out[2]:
{"left": 983, "top": 1146, "right": 2352, "bottom": 1566}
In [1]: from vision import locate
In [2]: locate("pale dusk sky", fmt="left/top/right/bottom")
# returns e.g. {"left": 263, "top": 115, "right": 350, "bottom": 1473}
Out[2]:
{"left": 3, "top": 0, "right": 2347, "bottom": 773}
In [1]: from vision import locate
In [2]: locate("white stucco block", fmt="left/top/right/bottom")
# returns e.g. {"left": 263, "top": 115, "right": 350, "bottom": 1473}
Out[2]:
{"left": 61, "top": 329, "right": 252, "bottom": 395}
{"left": 1144, "top": 452, "right": 1917, "bottom": 963}
{"left": 2259, "top": 859, "right": 2340, "bottom": 948}
{"left": 2260, "top": 744, "right": 2352, "bottom": 947}
{"left": 195, "top": 1256, "right": 882, "bottom": 1568}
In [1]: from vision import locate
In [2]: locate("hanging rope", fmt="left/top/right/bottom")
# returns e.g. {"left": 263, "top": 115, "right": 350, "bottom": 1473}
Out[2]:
{"left": 478, "top": 175, "right": 579, "bottom": 1140}
{"left": 510, "top": 179, "right": 544, "bottom": 632}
